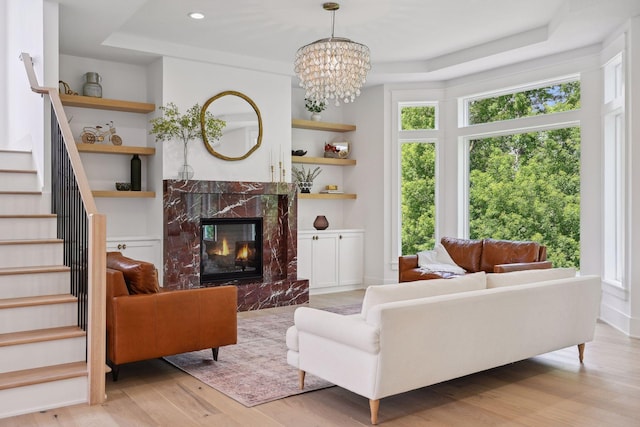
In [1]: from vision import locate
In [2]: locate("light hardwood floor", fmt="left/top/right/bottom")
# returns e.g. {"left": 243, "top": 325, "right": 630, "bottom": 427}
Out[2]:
{"left": 3, "top": 290, "right": 640, "bottom": 426}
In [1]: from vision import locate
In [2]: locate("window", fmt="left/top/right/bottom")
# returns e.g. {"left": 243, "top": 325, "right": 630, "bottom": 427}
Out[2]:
{"left": 603, "top": 52, "right": 625, "bottom": 286}
{"left": 463, "top": 79, "right": 581, "bottom": 268}
{"left": 467, "top": 81, "right": 581, "bottom": 125}
{"left": 468, "top": 128, "right": 581, "bottom": 268}
{"left": 401, "top": 141, "right": 436, "bottom": 254}
{"left": 398, "top": 102, "right": 438, "bottom": 254}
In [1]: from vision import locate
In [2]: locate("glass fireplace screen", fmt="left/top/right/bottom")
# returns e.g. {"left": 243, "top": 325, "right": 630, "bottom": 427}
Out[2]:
{"left": 201, "top": 217, "right": 263, "bottom": 282}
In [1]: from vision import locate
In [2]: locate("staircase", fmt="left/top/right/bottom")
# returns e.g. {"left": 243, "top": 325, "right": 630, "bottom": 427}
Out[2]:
{"left": 0, "top": 149, "right": 88, "bottom": 419}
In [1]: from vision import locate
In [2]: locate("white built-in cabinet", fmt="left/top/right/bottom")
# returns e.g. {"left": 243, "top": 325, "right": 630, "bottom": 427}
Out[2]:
{"left": 298, "top": 229, "right": 364, "bottom": 293}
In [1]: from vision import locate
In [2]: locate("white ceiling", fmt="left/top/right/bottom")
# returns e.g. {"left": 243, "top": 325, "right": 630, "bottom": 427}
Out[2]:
{"left": 57, "top": 0, "right": 640, "bottom": 85}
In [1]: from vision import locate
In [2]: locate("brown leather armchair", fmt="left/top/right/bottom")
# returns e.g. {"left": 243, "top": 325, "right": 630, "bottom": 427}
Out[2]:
{"left": 399, "top": 237, "right": 552, "bottom": 282}
{"left": 106, "top": 252, "right": 237, "bottom": 380}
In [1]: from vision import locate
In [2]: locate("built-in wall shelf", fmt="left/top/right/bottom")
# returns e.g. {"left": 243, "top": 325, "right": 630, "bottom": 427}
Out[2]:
{"left": 298, "top": 193, "right": 357, "bottom": 200}
{"left": 60, "top": 94, "right": 155, "bottom": 114}
{"left": 76, "top": 143, "right": 155, "bottom": 156}
{"left": 291, "top": 119, "right": 356, "bottom": 132}
{"left": 292, "top": 155, "right": 356, "bottom": 166}
{"left": 92, "top": 191, "right": 156, "bottom": 198}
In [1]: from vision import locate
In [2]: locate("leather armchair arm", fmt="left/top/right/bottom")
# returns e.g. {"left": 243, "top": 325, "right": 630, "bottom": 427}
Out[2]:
{"left": 493, "top": 261, "right": 553, "bottom": 273}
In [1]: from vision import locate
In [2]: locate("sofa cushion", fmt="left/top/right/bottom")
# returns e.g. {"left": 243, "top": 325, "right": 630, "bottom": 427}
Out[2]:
{"left": 441, "top": 237, "right": 483, "bottom": 272}
{"left": 417, "top": 243, "right": 466, "bottom": 275}
{"left": 486, "top": 267, "right": 576, "bottom": 288}
{"left": 480, "top": 238, "right": 540, "bottom": 272}
{"left": 361, "top": 272, "right": 486, "bottom": 316}
{"left": 106, "top": 252, "right": 159, "bottom": 294}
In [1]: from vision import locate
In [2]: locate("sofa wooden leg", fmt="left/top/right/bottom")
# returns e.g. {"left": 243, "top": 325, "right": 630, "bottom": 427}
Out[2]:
{"left": 369, "top": 399, "right": 380, "bottom": 425}
{"left": 578, "top": 343, "right": 585, "bottom": 363}
{"left": 212, "top": 347, "right": 219, "bottom": 361}
{"left": 298, "top": 370, "right": 305, "bottom": 389}
{"left": 111, "top": 365, "right": 120, "bottom": 382}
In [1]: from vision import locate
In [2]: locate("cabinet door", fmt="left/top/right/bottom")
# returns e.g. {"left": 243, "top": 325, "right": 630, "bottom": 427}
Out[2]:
{"left": 312, "top": 234, "right": 339, "bottom": 288}
{"left": 337, "top": 232, "right": 364, "bottom": 286}
{"left": 297, "top": 234, "right": 313, "bottom": 282}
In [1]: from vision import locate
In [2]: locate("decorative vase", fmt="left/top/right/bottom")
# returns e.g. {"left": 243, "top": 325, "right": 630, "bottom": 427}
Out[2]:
{"left": 298, "top": 181, "right": 313, "bottom": 193}
{"left": 310, "top": 112, "right": 321, "bottom": 121}
{"left": 82, "top": 72, "right": 102, "bottom": 98}
{"left": 178, "top": 142, "right": 194, "bottom": 181}
{"left": 130, "top": 154, "right": 141, "bottom": 191}
{"left": 313, "top": 215, "right": 329, "bottom": 230}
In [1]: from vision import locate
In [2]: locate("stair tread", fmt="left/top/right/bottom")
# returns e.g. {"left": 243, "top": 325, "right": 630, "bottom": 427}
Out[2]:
{"left": 0, "top": 214, "right": 56, "bottom": 219}
{"left": 0, "top": 238, "right": 63, "bottom": 245}
{"left": 0, "top": 265, "right": 70, "bottom": 276}
{"left": 0, "top": 361, "right": 87, "bottom": 390}
{"left": 0, "top": 326, "right": 85, "bottom": 347}
{"left": 0, "top": 294, "right": 77, "bottom": 309}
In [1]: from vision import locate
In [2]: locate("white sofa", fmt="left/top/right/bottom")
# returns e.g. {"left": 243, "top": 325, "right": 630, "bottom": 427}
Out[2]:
{"left": 286, "top": 269, "right": 601, "bottom": 424}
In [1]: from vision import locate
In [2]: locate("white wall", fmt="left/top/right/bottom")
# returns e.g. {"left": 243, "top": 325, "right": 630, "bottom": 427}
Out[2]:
{"left": 0, "top": 0, "right": 7, "bottom": 145}
{"left": 600, "top": 16, "right": 640, "bottom": 337}
{"left": 160, "top": 57, "right": 291, "bottom": 183}
{"left": 59, "top": 54, "right": 155, "bottom": 239}
{"left": 629, "top": 16, "right": 640, "bottom": 337}
{"left": 4, "top": 0, "right": 45, "bottom": 187}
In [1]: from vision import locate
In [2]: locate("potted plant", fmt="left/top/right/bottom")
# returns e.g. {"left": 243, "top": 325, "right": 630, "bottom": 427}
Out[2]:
{"left": 305, "top": 98, "right": 326, "bottom": 121}
{"left": 149, "top": 102, "right": 225, "bottom": 180}
{"left": 292, "top": 165, "right": 322, "bottom": 193}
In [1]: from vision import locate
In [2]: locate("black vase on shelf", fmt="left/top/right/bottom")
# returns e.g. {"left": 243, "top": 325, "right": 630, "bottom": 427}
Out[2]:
{"left": 131, "top": 154, "right": 141, "bottom": 191}
{"left": 313, "top": 215, "right": 329, "bottom": 230}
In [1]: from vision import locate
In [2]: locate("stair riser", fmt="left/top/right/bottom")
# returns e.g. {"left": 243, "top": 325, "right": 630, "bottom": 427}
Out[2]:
{"left": 0, "top": 151, "right": 33, "bottom": 171}
{"left": 0, "top": 217, "right": 57, "bottom": 240}
{"left": 0, "top": 243, "right": 63, "bottom": 268}
{"left": 0, "top": 303, "right": 77, "bottom": 334}
{"left": 0, "top": 194, "right": 49, "bottom": 215}
{"left": 0, "top": 337, "right": 85, "bottom": 374}
{"left": 0, "top": 271, "right": 70, "bottom": 299}
{"left": 0, "top": 172, "right": 39, "bottom": 192}
{"left": 0, "top": 377, "right": 87, "bottom": 419}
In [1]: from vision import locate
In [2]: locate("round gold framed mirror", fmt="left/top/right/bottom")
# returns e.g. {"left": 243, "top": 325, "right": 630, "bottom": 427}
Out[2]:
{"left": 200, "top": 90, "right": 263, "bottom": 161}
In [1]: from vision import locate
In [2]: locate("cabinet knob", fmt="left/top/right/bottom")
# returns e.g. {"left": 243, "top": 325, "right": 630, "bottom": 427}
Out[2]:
{"left": 117, "top": 243, "right": 127, "bottom": 250}
{"left": 339, "top": 235, "right": 343, "bottom": 239}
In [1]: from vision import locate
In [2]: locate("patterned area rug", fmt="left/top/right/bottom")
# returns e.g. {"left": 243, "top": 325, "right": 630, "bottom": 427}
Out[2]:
{"left": 163, "top": 303, "right": 361, "bottom": 407}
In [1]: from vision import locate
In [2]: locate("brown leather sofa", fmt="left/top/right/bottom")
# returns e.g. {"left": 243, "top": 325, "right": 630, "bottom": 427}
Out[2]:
{"left": 106, "top": 252, "right": 238, "bottom": 380}
{"left": 399, "top": 237, "right": 551, "bottom": 282}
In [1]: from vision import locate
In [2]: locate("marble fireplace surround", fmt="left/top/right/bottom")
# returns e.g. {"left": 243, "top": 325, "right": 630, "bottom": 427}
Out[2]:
{"left": 163, "top": 180, "right": 309, "bottom": 311}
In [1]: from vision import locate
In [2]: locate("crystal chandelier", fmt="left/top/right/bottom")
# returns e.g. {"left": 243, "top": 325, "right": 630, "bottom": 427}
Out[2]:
{"left": 294, "top": 2, "right": 371, "bottom": 106}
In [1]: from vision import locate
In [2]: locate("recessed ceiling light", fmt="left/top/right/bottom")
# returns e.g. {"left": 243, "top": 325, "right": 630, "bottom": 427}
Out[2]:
{"left": 188, "top": 12, "right": 205, "bottom": 20}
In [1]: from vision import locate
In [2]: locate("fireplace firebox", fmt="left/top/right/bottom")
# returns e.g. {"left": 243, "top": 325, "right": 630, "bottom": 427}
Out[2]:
{"left": 201, "top": 217, "right": 263, "bottom": 283}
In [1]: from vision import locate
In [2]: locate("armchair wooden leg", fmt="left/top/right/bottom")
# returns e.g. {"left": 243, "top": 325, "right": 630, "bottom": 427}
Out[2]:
{"left": 298, "top": 370, "right": 306, "bottom": 390}
{"left": 578, "top": 343, "right": 585, "bottom": 363}
{"left": 369, "top": 399, "right": 380, "bottom": 425}
{"left": 212, "top": 347, "right": 219, "bottom": 361}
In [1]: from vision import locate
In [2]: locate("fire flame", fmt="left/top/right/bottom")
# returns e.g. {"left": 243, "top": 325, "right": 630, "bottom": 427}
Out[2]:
{"left": 236, "top": 243, "right": 249, "bottom": 261}
{"left": 220, "top": 237, "right": 230, "bottom": 256}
